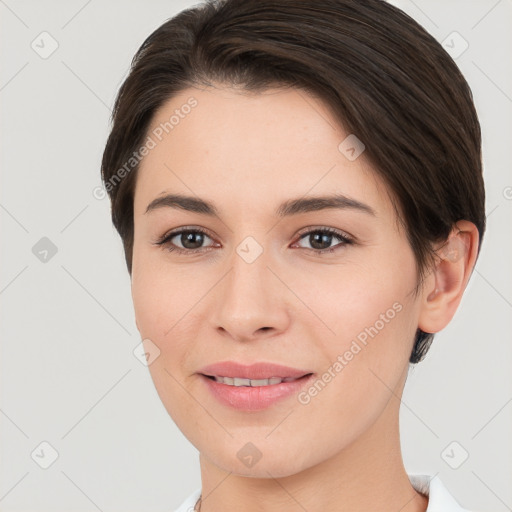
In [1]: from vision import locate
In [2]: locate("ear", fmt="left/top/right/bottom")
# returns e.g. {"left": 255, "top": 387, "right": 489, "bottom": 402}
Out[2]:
{"left": 418, "top": 220, "right": 480, "bottom": 334}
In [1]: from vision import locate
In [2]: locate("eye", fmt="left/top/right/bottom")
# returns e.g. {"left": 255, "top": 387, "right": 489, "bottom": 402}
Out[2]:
{"left": 292, "top": 227, "right": 354, "bottom": 254}
{"left": 153, "top": 225, "right": 354, "bottom": 256}
{"left": 153, "top": 227, "right": 217, "bottom": 254}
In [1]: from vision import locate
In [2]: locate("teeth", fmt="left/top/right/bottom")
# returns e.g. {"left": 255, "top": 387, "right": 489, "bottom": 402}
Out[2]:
{"left": 211, "top": 376, "right": 299, "bottom": 386}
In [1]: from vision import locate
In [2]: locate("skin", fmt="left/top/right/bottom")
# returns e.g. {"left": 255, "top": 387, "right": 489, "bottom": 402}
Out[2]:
{"left": 130, "top": 84, "right": 479, "bottom": 512}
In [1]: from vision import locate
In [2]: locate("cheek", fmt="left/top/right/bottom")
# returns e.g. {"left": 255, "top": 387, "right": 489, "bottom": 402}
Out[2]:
{"left": 131, "top": 256, "right": 182, "bottom": 383}
{"left": 130, "top": 257, "right": 204, "bottom": 421}
{"left": 131, "top": 249, "right": 220, "bottom": 399}
{"left": 285, "top": 253, "right": 420, "bottom": 426}
{"left": 287, "top": 255, "right": 418, "bottom": 353}
{"left": 131, "top": 245, "right": 203, "bottom": 336}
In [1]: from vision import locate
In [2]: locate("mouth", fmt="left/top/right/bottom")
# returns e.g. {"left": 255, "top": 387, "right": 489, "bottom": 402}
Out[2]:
{"left": 198, "top": 360, "right": 313, "bottom": 382}
{"left": 202, "top": 374, "right": 312, "bottom": 387}
{"left": 197, "top": 361, "right": 315, "bottom": 410}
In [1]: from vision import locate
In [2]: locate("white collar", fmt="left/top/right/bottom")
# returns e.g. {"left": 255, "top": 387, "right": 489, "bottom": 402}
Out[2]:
{"left": 409, "top": 474, "right": 473, "bottom": 511}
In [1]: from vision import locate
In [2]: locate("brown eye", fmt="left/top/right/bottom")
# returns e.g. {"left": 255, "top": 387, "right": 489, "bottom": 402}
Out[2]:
{"left": 307, "top": 232, "right": 335, "bottom": 250}
{"left": 294, "top": 227, "right": 353, "bottom": 254}
{"left": 155, "top": 228, "right": 216, "bottom": 254}
{"left": 176, "top": 231, "right": 206, "bottom": 249}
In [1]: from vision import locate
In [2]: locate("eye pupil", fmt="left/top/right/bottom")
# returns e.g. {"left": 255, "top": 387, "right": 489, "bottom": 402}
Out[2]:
{"left": 310, "top": 232, "right": 332, "bottom": 250}
{"left": 182, "top": 232, "right": 204, "bottom": 249}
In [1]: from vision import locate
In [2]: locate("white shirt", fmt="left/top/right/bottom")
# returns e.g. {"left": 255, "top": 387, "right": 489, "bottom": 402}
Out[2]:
{"left": 174, "top": 474, "right": 476, "bottom": 511}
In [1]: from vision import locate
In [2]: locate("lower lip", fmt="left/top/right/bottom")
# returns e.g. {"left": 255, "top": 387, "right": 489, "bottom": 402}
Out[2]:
{"left": 200, "top": 374, "right": 314, "bottom": 411}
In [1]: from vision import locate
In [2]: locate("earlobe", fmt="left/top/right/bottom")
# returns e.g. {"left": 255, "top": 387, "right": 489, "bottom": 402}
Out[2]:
{"left": 418, "top": 221, "right": 480, "bottom": 334}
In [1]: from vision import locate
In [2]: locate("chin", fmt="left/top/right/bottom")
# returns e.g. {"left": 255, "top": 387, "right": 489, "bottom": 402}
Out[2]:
{"left": 218, "top": 455, "right": 307, "bottom": 479}
{"left": 200, "top": 438, "right": 319, "bottom": 479}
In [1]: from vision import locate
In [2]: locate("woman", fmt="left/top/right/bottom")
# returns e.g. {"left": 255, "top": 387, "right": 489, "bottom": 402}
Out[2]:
{"left": 101, "top": 0, "right": 486, "bottom": 510}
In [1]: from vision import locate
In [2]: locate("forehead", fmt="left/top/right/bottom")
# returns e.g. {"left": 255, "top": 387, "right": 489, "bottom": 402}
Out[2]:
{"left": 134, "top": 85, "right": 392, "bottom": 220}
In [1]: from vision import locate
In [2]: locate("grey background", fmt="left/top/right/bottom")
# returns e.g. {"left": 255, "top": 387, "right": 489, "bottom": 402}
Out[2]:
{"left": 1, "top": 0, "right": 511, "bottom": 510}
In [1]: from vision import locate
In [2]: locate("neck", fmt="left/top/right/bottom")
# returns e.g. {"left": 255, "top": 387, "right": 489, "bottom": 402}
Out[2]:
{"left": 196, "top": 386, "right": 428, "bottom": 512}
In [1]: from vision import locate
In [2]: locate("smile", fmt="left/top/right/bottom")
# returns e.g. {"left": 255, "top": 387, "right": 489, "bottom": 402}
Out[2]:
{"left": 206, "top": 375, "right": 302, "bottom": 386}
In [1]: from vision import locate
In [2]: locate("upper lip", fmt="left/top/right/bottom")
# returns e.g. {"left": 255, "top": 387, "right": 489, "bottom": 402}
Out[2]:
{"left": 199, "top": 361, "right": 312, "bottom": 380}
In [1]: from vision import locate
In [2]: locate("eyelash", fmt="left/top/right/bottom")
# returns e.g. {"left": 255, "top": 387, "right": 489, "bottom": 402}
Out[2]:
{"left": 153, "top": 226, "right": 354, "bottom": 256}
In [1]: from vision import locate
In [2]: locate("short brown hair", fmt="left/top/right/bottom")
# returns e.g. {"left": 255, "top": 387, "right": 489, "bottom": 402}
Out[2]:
{"left": 101, "top": 0, "right": 485, "bottom": 363}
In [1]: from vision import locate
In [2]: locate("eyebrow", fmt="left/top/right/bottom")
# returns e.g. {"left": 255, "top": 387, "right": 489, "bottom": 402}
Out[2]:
{"left": 144, "top": 192, "right": 376, "bottom": 217}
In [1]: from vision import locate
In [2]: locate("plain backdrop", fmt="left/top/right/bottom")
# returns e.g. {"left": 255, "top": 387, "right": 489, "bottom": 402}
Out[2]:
{"left": 1, "top": 0, "right": 511, "bottom": 511}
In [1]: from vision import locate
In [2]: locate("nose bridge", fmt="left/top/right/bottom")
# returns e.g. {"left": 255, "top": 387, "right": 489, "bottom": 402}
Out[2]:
{"left": 224, "top": 238, "right": 273, "bottom": 310}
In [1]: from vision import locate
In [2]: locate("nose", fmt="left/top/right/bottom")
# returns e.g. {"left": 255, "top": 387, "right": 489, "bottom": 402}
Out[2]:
{"left": 210, "top": 247, "right": 291, "bottom": 343}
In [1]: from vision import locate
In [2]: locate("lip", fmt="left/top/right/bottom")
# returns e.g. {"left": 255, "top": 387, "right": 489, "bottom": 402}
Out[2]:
{"left": 198, "top": 361, "right": 314, "bottom": 411}
{"left": 199, "top": 361, "right": 312, "bottom": 380}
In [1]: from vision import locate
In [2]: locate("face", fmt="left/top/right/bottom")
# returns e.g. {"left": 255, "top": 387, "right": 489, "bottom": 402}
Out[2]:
{"left": 131, "top": 85, "right": 425, "bottom": 477}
